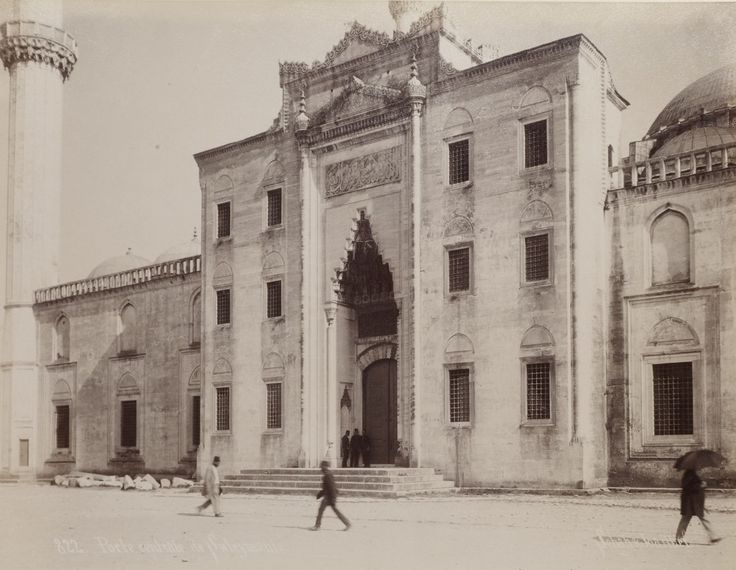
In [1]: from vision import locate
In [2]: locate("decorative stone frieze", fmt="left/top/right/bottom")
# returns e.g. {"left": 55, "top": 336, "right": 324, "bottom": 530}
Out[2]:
{"left": 0, "top": 21, "right": 78, "bottom": 81}
{"left": 325, "top": 147, "right": 402, "bottom": 197}
{"left": 527, "top": 177, "right": 552, "bottom": 200}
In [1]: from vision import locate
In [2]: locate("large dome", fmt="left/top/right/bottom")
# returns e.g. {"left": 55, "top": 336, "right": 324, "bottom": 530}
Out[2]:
{"left": 88, "top": 249, "right": 152, "bottom": 279}
{"left": 652, "top": 126, "right": 736, "bottom": 158}
{"left": 646, "top": 62, "right": 736, "bottom": 138}
{"left": 155, "top": 234, "right": 201, "bottom": 263}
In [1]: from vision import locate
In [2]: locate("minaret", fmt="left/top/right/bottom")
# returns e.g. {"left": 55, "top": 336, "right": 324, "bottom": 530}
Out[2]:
{"left": 0, "top": 0, "right": 77, "bottom": 476}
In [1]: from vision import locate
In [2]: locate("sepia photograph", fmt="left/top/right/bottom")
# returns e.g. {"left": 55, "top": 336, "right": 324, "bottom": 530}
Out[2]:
{"left": 0, "top": 0, "right": 734, "bottom": 568}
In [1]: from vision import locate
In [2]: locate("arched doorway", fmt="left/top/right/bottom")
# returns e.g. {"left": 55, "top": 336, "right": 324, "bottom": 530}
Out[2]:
{"left": 363, "top": 359, "right": 397, "bottom": 465}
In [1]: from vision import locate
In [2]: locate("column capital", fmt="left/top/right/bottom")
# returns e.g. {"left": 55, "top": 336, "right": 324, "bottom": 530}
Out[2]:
{"left": 0, "top": 20, "right": 78, "bottom": 81}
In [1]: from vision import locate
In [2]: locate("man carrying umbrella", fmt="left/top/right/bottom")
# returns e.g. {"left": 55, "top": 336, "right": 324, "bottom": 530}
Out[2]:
{"left": 674, "top": 449, "right": 724, "bottom": 544}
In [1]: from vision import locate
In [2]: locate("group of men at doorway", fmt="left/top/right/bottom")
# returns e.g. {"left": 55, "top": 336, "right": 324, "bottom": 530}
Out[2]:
{"left": 341, "top": 429, "right": 371, "bottom": 467}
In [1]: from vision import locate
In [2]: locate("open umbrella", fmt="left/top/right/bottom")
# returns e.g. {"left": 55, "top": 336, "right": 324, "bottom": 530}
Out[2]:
{"left": 674, "top": 449, "right": 727, "bottom": 470}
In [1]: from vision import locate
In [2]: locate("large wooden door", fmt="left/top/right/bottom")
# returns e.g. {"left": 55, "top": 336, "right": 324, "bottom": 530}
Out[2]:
{"left": 362, "top": 359, "right": 397, "bottom": 465}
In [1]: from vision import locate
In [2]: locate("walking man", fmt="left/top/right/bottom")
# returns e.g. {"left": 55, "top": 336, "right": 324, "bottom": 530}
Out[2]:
{"left": 675, "top": 468, "right": 720, "bottom": 544}
{"left": 197, "top": 455, "right": 223, "bottom": 517}
{"left": 340, "top": 430, "right": 350, "bottom": 468}
{"left": 349, "top": 428, "right": 362, "bottom": 467}
{"left": 310, "top": 460, "right": 350, "bottom": 531}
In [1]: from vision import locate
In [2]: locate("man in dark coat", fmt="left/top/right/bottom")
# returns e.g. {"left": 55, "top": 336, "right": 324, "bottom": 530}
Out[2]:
{"left": 349, "top": 428, "right": 362, "bottom": 467}
{"left": 675, "top": 469, "right": 720, "bottom": 543}
{"left": 310, "top": 460, "right": 350, "bottom": 531}
{"left": 340, "top": 430, "right": 350, "bottom": 468}
{"left": 361, "top": 431, "right": 371, "bottom": 468}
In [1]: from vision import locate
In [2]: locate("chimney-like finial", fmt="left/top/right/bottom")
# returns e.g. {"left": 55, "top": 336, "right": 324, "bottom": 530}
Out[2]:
{"left": 294, "top": 89, "right": 310, "bottom": 133}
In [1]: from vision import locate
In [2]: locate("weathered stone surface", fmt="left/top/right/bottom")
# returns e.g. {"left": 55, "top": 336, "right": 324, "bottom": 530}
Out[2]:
{"left": 172, "top": 477, "right": 193, "bottom": 488}
{"left": 160, "top": 478, "right": 171, "bottom": 488}
{"left": 142, "top": 474, "right": 160, "bottom": 490}
{"left": 135, "top": 481, "right": 153, "bottom": 491}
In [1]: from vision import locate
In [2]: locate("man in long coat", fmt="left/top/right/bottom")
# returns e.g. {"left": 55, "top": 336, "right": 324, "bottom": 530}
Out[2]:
{"left": 310, "top": 460, "right": 350, "bottom": 530}
{"left": 340, "top": 430, "right": 350, "bottom": 468}
{"left": 197, "top": 455, "right": 223, "bottom": 517}
{"left": 349, "top": 428, "right": 362, "bottom": 467}
{"left": 675, "top": 469, "right": 719, "bottom": 543}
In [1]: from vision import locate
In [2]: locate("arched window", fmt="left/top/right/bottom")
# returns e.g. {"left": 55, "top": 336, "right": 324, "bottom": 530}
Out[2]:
{"left": 651, "top": 210, "right": 690, "bottom": 285}
{"left": 119, "top": 303, "right": 137, "bottom": 354}
{"left": 54, "top": 315, "right": 70, "bottom": 361}
{"left": 191, "top": 291, "right": 201, "bottom": 345}
{"left": 608, "top": 145, "right": 614, "bottom": 168}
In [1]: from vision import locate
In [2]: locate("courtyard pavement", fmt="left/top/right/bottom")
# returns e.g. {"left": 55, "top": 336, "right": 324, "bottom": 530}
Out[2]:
{"left": 2, "top": 485, "right": 734, "bottom": 569}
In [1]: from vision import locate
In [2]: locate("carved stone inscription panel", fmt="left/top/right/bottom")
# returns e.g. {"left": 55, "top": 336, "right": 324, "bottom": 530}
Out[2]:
{"left": 325, "top": 147, "right": 401, "bottom": 198}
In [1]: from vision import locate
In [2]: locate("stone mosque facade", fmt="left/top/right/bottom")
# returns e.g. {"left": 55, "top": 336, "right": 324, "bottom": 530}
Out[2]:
{"left": 1, "top": 0, "right": 734, "bottom": 488}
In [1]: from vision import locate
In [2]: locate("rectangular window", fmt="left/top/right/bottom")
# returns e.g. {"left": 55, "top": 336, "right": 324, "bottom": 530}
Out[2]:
{"left": 266, "top": 383, "right": 282, "bottom": 429}
{"left": 56, "top": 405, "right": 70, "bottom": 449}
{"left": 653, "top": 362, "right": 693, "bottom": 435}
{"left": 267, "top": 280, "right": 282, "bottom": 318}
{"left": 449, "top": 368, "right": 471, "bottom": 423}
{"left": 524, "top": 120, "right": 548, "bottom": 168}
{"left": 215, "top": 387, "right": 230, "bottom": 431}
{"left": 217, "top": 202, "right": 231, "bottom": 238}
{"left": 525, "top": 234, "right": 550, "bottom": 282}
{"left": 267, "top": 188, "right": 282, "bottom": 227}
{"left": 216, "top": 289, "right": 231, "bottom": 325}
{"left": 448, "top": 247, "right": 470, "bottom": 293}
{"left": 192, "top": 395, "right": 200, "bottom": 447}
{"left": 19, "top": 439, "right": 29, "bottom": 467}
{"left": 448, "top": 139, "right": 470, "bottom": 185}
{"left": 120, "top": 400, "right": 137, "bottom": 448}
{"left": 526, "top": 362, "right": 551, "bottom": 420}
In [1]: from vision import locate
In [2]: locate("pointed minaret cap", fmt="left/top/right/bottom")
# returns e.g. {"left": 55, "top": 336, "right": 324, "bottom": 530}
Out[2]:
{"left": 294, "top": 90, "right": 310, "bottom": 132}
{"left": 404, "top": 55, "right": 426, "bottom": 99}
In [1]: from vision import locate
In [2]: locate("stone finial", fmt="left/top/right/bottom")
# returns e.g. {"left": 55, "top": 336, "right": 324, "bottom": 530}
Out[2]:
{"left": 294, "top": 90, "right": 310, "bottom": 133}
{"left": 389, "top": 1, "right": 428, "bottom": 34}
{"left": 404, "top": 55, "right": 426, "bottom": 100}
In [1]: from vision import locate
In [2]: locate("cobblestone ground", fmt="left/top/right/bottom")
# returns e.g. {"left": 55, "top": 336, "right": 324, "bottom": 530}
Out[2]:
{"left": 2, "top": 485, "right": 734, "bottom": 570}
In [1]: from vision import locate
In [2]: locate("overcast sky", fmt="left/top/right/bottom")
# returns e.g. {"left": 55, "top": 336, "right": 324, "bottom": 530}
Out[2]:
{"left": 0, "top": 0, "right": 734, "bottom": 282}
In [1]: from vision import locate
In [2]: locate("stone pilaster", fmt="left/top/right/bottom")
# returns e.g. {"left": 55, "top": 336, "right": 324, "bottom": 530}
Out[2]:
{"left": 0, "top": 0, "right": 77, "bottom": 476}
{"left": 405, "top": 57, "right": 426, "bottom": 467}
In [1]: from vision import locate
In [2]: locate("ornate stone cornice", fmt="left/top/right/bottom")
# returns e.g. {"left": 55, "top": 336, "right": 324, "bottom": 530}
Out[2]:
{"left": 0, "top": 21, "right": 78, "bottom": 81}
{"left": 279, "top": 25, "right": 436, "bottom": 88}
{"left": 606, "top": 167, "right": 736, "bottom": 208}
{"left": 431, "top": 34, "right": 598, "bottom": 96}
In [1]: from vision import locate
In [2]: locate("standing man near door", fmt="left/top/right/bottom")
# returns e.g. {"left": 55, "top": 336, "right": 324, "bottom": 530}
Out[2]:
{"left": 361, "top": 431, "right": 371, "bottom": 468}
{"left": 340, "top": 430, "right": 350, "bottom": 468}
{"left": 349, "top": 428, "right": 362, "bottom": 467}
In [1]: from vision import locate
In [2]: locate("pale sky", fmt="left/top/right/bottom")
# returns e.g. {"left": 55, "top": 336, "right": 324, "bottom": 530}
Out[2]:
{"left": 0, "top": 0, "right": 734, "bottom": 283}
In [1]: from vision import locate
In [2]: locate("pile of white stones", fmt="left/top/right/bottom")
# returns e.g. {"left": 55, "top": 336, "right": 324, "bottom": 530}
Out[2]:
{"left": 53, "top": 471, "right": 194, "bottom": 491}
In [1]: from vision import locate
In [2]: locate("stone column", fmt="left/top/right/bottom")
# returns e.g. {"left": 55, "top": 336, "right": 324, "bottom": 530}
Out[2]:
{"left": 0, "top": 0, "right": 77, "bottom": 476}
{"left": 324, "top": 303, "right": 338, "bottom": 467}
{"left": 405, "top": 57, "right": 426, "bottom": 467}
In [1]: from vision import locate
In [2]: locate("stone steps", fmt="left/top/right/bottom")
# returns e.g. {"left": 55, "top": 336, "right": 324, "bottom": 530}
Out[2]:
{"left": 196, "top": 467, "right": 456, "bottom": 498}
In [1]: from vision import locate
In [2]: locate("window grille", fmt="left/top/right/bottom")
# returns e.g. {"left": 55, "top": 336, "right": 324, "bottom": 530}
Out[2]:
{"left": 216, "top": 289, "right": 231, "bottom": 325}
{"left": 524, "top": 120, "right": 548, "bottom": 168}
{"left": 56, "top": 405, "right": 70, "bottom": 449}
{"left": 216, "top": 387, "right": 230, "bottom": 431}
{"left": 267, "top": 280, "right": 282, "bottom": 318}
{"left": 267, "top": 383, "right": 282, "bottom": 429}
{"left": 525, "top": 234, "right": 549, "bottom": 282}
{"left": 526, "top": 362, "right": 551, "bottom": 420}
{"left": 653, "top": 362, "right": 693, "bottom": 435}
{"left": 449, "top": 368, "right": 470, "bottom": 423}
{"left": 192, "top": 395, "right": 200, "bottom": 447}
{"left": 448, "top": 248, "right": 470, "bottom": 292}
{"left": 448, "top": 139, "right": 470, "bottom": 184}
{"left": 267, "top": 189, "right": 282, "bottom": 227}
{"left": 120, "top": 400, "right": 137, "bottom": 447}
{"left": 217, "top": 202, "right": 231, "bottom": 238}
